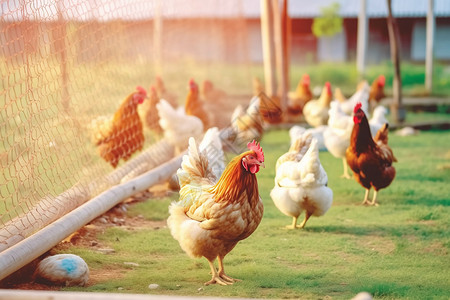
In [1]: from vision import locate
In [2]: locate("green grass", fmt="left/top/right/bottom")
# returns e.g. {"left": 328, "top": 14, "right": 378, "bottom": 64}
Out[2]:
{"left": 59, "top": 129, "right": 450, "bottom": 299}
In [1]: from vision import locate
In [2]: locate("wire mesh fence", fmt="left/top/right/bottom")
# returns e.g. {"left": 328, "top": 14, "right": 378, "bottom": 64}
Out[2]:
{"left": 0, "top": 0, "right": 261, "bottom": 252}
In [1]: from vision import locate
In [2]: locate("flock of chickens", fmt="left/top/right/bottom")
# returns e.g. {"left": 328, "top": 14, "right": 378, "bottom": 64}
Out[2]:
{"left": 36, "top": 74, "right": 397, "bottom": 287}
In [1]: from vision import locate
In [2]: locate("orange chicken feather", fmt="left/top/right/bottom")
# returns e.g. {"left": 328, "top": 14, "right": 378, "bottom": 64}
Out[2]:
{"left": 369, "top": 75, "right": 386, "bottom": 105}
{"left": 95, "top": 86, "right": 147, "bottom": 168}
{"left": 345, "top": 102, "right": 397, "bottom": 206}
{"left": 287, "top": 73, "right": 313, "bottom": 116}
{"left": 185, "top": 79, "right": 210, "bottom": 129}
{"left": 259, "top": 92, "right": 283, "bottom": 124}
{"left": 168, "top": 139, "right": 265, "bottom": 285}
{"left": 200, "top": 79, "right": 227, "bottom": 102}
{"left": 141, "top": 85, "right": 163, "bottom": 135}
{"left": 303, "top": 81, "right": 333, "bottom": 127}
{"left": 154, "top": 76, "right": 178, "bottom": 108}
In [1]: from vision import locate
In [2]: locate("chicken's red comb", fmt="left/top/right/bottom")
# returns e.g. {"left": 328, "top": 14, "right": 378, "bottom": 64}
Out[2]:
{"left": 247, "top": 140, "right": 264, "bottom": 162}
{"left": 189, "top": 78, "right": 198, "bottom": 90}
{"left": 354, "top": 102, "right": 362, "bottom": 113}
{"left": 325, "top": 81, "right": 332, "bottom": 95}
{"left": 136, "top": 86, "right": 147, "bottom": 96}
{"left": 378, "top": 75, "right": 386, "bottom": 86}
{"left": 302, "top": 74, "right": 310, "bottom": 85}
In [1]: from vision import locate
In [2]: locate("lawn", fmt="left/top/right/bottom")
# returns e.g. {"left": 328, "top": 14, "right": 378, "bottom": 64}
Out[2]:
{"left": 58, "top": 128, "right": 450, "bottom": 299}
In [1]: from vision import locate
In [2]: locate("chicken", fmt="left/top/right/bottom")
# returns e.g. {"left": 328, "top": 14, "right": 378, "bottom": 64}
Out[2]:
{"left": 185, "top": 79, "right": 210, "bottom": 129}
{"left": 157, "top": 99, "right": 203, "bottom": 153}
{"left": 200, "top": 79, "right": 227, "bottom": 102}
{"left": 369, "top": 75, "right": 386, "bottom": 106}
{"left": 167, "top": 139, "right": 265, "bottom": 285}
{"left": 154, "top": 76, "right": 178, "bottom": 108}
{"left": 259, "top": 92, "right": 283, "bottom": 124}
{"left": 346, "top": 102, "right": 397, "bottom": 206}
{"left": 34, "top": 254, "right": 89, "bottom": 286}
{"left": 289, "top": 125, "right": 327, "bottom": 151}
{"left": 270, "top": 132, "right": 333, "bottom": 229}
{"left": 140, "top": 85, "right": 163, "bottom": 135}
{"left": 323, "top": 101, "right": 354, "bottom": 178}
{"left": 224, "top": 95, "right": 264, "bottom": 150}
{"left": 369, "top": 105, "right": 388, "bottom": 137}
{"left": 287, "top": 73, "right": 313, "bottom": 117}
{"left": 94, "top": 86, "right": 147, "bottom": 168}
{"left": 336, "top": 80, "right": 370, "bottom": 116}
{"left": 302, "top": 82, "right": 333, "bottom": 127}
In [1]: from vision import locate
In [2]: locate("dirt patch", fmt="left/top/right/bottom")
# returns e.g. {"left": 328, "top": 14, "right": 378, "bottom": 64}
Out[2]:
{"left": 358, "top": 235, "right": 396, "bottom": 255}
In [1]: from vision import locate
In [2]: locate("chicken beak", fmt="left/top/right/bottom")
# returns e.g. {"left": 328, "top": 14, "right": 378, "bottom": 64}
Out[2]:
{"left": 259, "top": 161, "right": 265, "bottom": 168}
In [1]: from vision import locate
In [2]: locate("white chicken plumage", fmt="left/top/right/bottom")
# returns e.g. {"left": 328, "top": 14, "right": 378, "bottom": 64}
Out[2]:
{"left": 337, "top": 81, "right": 370, "bottom": 116}
{"left": 34, "top": 254, "right": 89, "bottom": 286}
{"left": 323, "top": 101, "right": 354, "bottom": 178}
{"left": 369, "top": 105, "right": 389, "bottom": 138}
{"left": 270, "top": 133, "right": 333, "bottom": 229}
{"left": 157, "top": 99, "right": 204, "bottom": 153}
{"left": 289, "top": 125, "right": 327, "bottom": 151}
{"left": 198, "top": 127, "right": 226, "bottom": 182}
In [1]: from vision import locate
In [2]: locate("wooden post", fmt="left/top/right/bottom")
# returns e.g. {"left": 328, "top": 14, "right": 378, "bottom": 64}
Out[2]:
{"left": 272, "top": 0, "right": 287, "bottom": 112}
{"left": 386, "top": 0, "right": 405, "bottom": 123}
{"left": 281, "top": 0, "right": 291, "bottom": 110}
{"left": 260, "top": 0, "right": 277, "bottom": 97}
{"left": 425, "top": 0, "right": 435, "bottom": 93}
{"left": 356, "top": 0, "right": 368, "bottom": 80}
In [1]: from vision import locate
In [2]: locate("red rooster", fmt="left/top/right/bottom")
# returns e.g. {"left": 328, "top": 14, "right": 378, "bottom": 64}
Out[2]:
{"left": 369, "top": 75, "right": 386, "bottom": 105}
{"left": 346, "top": 102, "right": 397, "bottom": 206}
{"left": 287, "top": 73, "right": 313, "bottom": 117}
{"left": 94, "top": 86, "right": 147, "bottom": 168}
{"left": 168, "top": 139, "right": 265, "bottom": 285}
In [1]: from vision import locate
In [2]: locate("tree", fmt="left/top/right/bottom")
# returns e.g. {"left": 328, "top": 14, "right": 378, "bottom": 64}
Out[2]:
{"left": 312, "top": 2, "right": 343, "bottom": 37}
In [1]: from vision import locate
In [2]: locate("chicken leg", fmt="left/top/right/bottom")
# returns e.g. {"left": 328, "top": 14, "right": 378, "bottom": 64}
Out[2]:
{"left": 370, "top": 190, "right": 379, "bottom": 206}
{"left": 341, "top": 158, "right": 351, "bottom": 179}
{"left": 205, "top": 259, "right": 232, "bottom": 286}
{"left": 298, "top": 211, "right": 311, "bottom": 229}
{"left": 362, "top": 189, "right": 371, "bottom": 205}
{"left": 217, "top": 255, "right": 240, "bottom": 284}
{"left": 286, "top": 216, "right": 298, "bottom": 229}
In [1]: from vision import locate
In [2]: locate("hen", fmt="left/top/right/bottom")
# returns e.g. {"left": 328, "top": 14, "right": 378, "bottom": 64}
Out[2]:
{"left": 346, "top": 102, "right": 397, "bottom": 206}
{"left": 271, "top": 132, "right": 333, "bottom": 229}
{"left": 369, "top": 105, "right": 389, "bottom": 138}
{"left": 157, "top": 99, "right": 203, "bottom": 153}
{"left": 287, "top": 73, "right": 313, "bottom": 121}
{"left": 302, "top": 81, "right": 333, "bottom": 127}
{"left": 140, "top": 85, "right": 163, "bottom": 136}
{"left": 223, "top": 95, "right": 264, "bottom": 151}
{"left": 259, "top": 92, "right": 283, "bottom": 124}
{"left": 200, "top": 79, "right": 227, "bottom": 102}
{"left": 34, "top": 254, "right": 89, "bottom": 286}
{"left": 336, "top": 81, "right": 370, "bottom": 116}
{"left": 154, "top": 76, "right": 178, "bottom": 108}
{"left": 185, "top": 79, "right": 210, "bottom": 129}
{"left": 369, "top": 75, "right": 386, "bottom": 106}
{"left": 323, "top": 101, "right": 354, "bottom": 178}
{"left": 168, "top": 139, "right": 265, "bottom": 285}
{"left": 289, "top": 124, "right": 327, "bottom": 151}
{"left": 93, "top": 86, "right": 147, "bottom": 168}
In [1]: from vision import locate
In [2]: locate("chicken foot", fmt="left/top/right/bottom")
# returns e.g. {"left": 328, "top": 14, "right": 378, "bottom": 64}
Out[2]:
{"left": 341, "top": 158, "right": 352, "bottom": 179}
{"left": 204, "top": 257, "right": 239, "bottom": 286}
{"left": 362, "top": 189, "right": 371, "bottom": 205}
{"left": 362, "top": 189, "right": 379, "bottom": 206}
{"left": 286, "top": 216, "right": 298, "bottom": 229}
{"left": 370, "top": 190, "right": 379, "bottom": 206}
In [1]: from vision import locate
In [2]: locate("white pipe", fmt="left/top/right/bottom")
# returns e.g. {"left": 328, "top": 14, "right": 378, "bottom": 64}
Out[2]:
{"left": 0, "top": 152, "right": 185, "bottom": 281}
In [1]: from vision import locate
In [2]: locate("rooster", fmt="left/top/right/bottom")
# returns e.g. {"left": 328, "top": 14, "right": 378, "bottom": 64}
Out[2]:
{"left": 34, "top": 254, "right": 89, "bottom": 286}
{"left": 140, "top": 85, "right": 163, "bottom": 135}
{"left": 346, "top": 102, "right": 397, "bottom": 206}
{"left": 287, "top": 73, "right": 313, "bottom": 121}
{"left": 302, "top": 81, "right": 333, "bottom": 127}
{"left": 93, "top": 86, "right": 147, "bottom": 168}
{"left": 185, "top": 79, "right": 210, "bottom": 129}
{"left": 154, "top": 76, "right": 178, "bottom": 108}
{"left": 167, "top": 139, "right": 265, "bottom": 285}
{"left": 323, "top": 101, "right": 354, "bottom": 178}
{"left": 157, "top": 99, "right": 203, "bottom": 154}
{"left": 271, "top": 133, "right": 333, "bottom": 229}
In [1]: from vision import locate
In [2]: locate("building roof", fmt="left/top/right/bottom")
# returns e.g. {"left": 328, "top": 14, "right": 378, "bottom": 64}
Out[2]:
{"left": 1, "top": 0, "right": 449, "bottom": 21}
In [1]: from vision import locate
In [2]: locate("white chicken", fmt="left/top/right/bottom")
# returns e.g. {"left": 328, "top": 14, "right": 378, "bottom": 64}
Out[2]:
{"left": 289, "top": 125, "right": 327, "bottom": 151}
{"left": 302, "top": 82, "right": 333, "bottom": 128}
{"left": 336, "top": 81, "right": 370, "bottom": 116}
{"left": 270, "top": 132, "right": 333, "bottom": 229}
{"left": 34, "top": 254, "right": 89, "bottom": 286}
{"left": 157, "top": 99, "right": 204, "bottom": 153}
{"left": 369, "top": 105, "right": 389, "bottom": 138}
{"left": 323, "top": 101, "right": 354, "bottom": 179}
